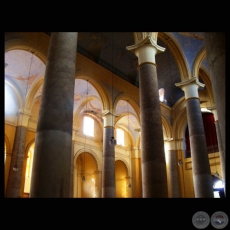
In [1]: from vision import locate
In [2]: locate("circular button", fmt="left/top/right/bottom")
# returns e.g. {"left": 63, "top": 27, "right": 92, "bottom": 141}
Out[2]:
{"left": 211, "top": 211, "right": 228, "bottom": 229}
{"left": 192, "top": 211, "right": 210, "bottom": 229}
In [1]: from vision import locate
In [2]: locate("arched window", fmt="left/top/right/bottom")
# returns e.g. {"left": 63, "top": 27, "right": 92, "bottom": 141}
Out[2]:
{"left": 83, "top": 116, "right": 94, "bottom": 137}
{"left": 116, "top": 128, "right": 125, "bottom": 146}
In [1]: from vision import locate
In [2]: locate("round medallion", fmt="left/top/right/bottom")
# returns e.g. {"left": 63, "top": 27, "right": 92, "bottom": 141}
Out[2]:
{"left": 211, "top": 211, "right": 228, "bottom": 229}
{"left": 192, "top": 211, "right": 210, "bottom": 229}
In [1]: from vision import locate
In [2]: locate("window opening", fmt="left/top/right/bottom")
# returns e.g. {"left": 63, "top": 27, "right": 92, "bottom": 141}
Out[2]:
{"left": 116, "top": 128, "right": 125, "bottom": 146}
{"left": 83, "top": 116, "right": 94, "bottom": 137}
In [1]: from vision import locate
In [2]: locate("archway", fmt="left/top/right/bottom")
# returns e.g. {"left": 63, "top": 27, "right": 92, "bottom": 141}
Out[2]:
{"left": 76, "top": 152, "right": 98, "bottom": 198}
{"left": 115, "top": 160, "right": 130, "bottom": 198}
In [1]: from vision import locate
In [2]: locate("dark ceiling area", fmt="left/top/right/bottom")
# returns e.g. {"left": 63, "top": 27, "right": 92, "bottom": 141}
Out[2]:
{"left": 44, "top": 32, "right": 204, "bottom": 107}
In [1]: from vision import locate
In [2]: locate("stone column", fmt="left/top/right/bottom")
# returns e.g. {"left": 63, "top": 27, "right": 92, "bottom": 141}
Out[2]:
{"left": 30, "top": 32, "right": 78, "bottom": 198}
{"left": 101, "top": 110, "right": 119, "bottom": 198}
{"left": 176, "top": 78, "right": 213, "bottom": 198}
{"left": 5, "top": 110, "right": 31, "bottom": 198}
{"left": 208, "top": 105, "right": 225, "bottom": 196}
{"left": 204, "top": 33, "right": 225, "bottom": 160}
{"left": 69, "top": 140, "right": 74, "bottom": 198}
{"left": 165, "top": 138, "right": 180, "bottom": 198}
{"left": 127, "top": 33, "right": 168, "bottom": 197}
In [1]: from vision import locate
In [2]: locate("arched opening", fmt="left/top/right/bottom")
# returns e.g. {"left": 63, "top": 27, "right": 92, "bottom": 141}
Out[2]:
{"left": 115, "top": 160, "right": 129, "bottom": 198}
{"left": 76, "top": 152, "right": 98, "bottom": 198}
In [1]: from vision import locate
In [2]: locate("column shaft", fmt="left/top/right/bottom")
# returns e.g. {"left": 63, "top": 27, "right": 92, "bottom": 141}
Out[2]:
{"left": 139, "top": 63, "right": 168, "bottom": 197}
{"left": 215, "top": 120, "right": 225, "bottom": 195}
{"left": 102, "top": 126, "right": 116, "bottom": 197}
{"left": 204, "top": 33, "right": 225, "bottom": 158}
{"left": 166, "top": 149, "right": 180, "bottom": 197}
{"left": 30, "top": 32, "right": 77, "bottom": 198}
{"left": 186, "top": 99, "right": 213, "bottom": 197}
{"left": 5, "top": 126, "right": 27, "bottom": 198}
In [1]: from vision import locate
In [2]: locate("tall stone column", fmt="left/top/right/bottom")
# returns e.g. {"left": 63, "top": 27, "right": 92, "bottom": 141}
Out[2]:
{"left": 208, "top": 105, "right": 225, "bottom": 196}
{"left": 30, "top": 32, "right": 78, "bottom": 198}
{"left": 165, "top": 138, "right": 180, "bottom": 198}
{"left": 101, "top": 110, "right": 119, "bottom": 198}
{"left": 69, "top": 140, "right": 74, "bottom": 198}
{"left": 176, "top": 78, "right": 213, "bottom": 197}
{"left": 127, "top": 33, "right": 168, "bottom": 197}
{"left": 5, "top": 110, "right": 31, "bottom": 198}
{"left": 204, "top": 33, "right": 225, "bottom": 160}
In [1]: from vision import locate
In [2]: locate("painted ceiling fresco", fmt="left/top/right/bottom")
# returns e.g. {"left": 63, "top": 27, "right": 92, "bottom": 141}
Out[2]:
{"left": 4, "top": 49, "right": 140, "bottom": 141}
{"left": 5, "top": 32, "right": 209, "bottom": 141}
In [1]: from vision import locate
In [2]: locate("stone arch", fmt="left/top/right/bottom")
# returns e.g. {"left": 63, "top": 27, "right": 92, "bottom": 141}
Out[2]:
{"left": 114, "top": 92, "right": 140, "bottom": 123}
{"left": 4, "top": 32, "right": 49, "bottom": 65}
{"left": 25, "top": 138, "right": 35, "bottom": 158}
{"left": 192, "top": 47, "right": 206, "bottom": 79}
{"left": 199, "top": 68, "right": 215, "bottom": 106}
{"left": 74, "top": 147, "right": 101, "bottom": 171}
{"left": 161, "top": 114, "right": 172, "bottom": 139}
{"left": 73, "top": 94, "right": 103, "bottom": 130}
{"left": 172, "top": 98, "right": 187, "bottom": 146}
{"left": 75, "top": 76, "right": 110, "bottom": 111}
{"left": 158, "top": 32, "right": 190, "bottom": 80}
{"left": 25, "top": 77, "right": 44, "bottom": 111}
{"left": 115, "top": 157, "right": 131, "bottom": 177}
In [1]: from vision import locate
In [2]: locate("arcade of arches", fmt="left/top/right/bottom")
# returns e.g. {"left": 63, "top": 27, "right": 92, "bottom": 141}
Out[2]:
{"left": 4, "top": 32, "right": 225, "bottom": 198}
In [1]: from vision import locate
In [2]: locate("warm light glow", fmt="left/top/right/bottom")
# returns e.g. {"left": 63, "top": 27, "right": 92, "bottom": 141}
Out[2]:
{"left": 116, "top": 128, "right": 124, "bottom": 146}
{"left": 24, "top": 143, "right": 34, "bottom": 193}
{"left": 83, "top": 116, "right": 94, "bottom": 137}
{"left": 201, "top": 108, "right": 212, "bottom": 113}
{"left": 159, "top": 88, "right": 165, "bottom": 102}
{"left": 121, "top": 181, "right": 127, "bottom": 198}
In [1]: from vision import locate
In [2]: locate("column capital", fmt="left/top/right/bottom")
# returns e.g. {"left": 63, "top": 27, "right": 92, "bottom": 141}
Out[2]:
{"left": 17, "top": 109, "right": 35, "bottom": 127}
{"left": 164, "top": 138, "right": 175, "bottom": 150}
{"left": 133, "top": 147, "right": 140, "bottom": 158}
{"left": 126, "top": 34, "right": 165, "bottom": 65}
{"left": 164, "top": 137, "right": 173, "bottom": 142}
{"left": 175, "top": 77, "right": 205, "bottom": 99}
{"left": 102, "top": 110, "right": 120, "bottom": 127}
{"left": 101, "top": 109, "right": 120, "bottom": 117}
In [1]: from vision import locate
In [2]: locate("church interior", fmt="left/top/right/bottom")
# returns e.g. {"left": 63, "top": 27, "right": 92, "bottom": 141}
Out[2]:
{"left": 4, "top": 32, "right": 225, "bottom": 198}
